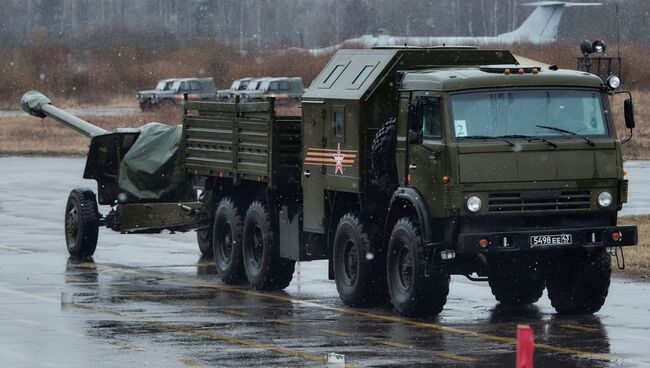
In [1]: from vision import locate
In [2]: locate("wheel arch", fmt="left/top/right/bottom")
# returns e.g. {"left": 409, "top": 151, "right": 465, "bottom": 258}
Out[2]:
{"left": 385, "top": 187, "right": 435, "bottom": 245}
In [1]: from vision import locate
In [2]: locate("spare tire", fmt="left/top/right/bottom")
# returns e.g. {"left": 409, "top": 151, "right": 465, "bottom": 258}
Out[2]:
{"left": 371, "top": 117, "right": 398, "bottom": 194}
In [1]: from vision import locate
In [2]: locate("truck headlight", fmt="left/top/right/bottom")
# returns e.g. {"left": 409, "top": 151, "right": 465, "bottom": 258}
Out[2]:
{"left": 598, "top": 191, "right": 613, "bottom": 208}
{"left": 466, "top": 195, "right": 482, "bottom": 213}
{"left": 606, "top": 75, "right": 621, "bottom": 90}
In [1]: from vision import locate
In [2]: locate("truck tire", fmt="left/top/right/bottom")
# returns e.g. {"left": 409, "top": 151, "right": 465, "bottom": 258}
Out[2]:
{"left": 333, "top": 214, "right": 387, "bottom": 307}
{"left": 212, "top": 198, "right": 246, "bottom": 284}
{"left": 546, "top": 249, "right": 611, "bottom": 314}
{"left": 387, "top": 217, "right": 449, "bottom": 317}
{"left": 371, "top": 117, "right": 398, "bottom": 195}
{"left": 64, "top": 188, "right": 100, "bottom": 258}
{"left": 487, "top": 256, "right": 545, "bottom": 305}
{"left": 242, "top": 201, "right": 295, "bottom": 290}
{"left": 160, "top": 99, "right": 175, "bottom": 108}
{"left": 196, "top": 228, "right": 213, "bottom": 256}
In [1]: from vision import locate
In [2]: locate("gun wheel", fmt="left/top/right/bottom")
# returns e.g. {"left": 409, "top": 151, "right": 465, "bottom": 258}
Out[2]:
{"left": 196, "top": 227, "right": 213, "bottom": 256}
{"left": 64, "top": 188, "right": 99, "bottom": 258}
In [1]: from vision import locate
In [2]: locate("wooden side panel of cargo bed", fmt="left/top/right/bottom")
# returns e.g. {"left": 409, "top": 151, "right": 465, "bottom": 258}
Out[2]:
{"left": 181, "top": 101, "right": 301, "bottom": 185}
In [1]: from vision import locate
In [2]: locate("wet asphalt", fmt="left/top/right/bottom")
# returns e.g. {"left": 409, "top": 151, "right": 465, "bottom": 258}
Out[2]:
{"left": 0, "top": 156, "right": 649, "bottom": 367}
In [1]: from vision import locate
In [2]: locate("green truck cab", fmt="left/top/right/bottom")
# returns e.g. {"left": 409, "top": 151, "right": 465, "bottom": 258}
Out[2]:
{"left": 25, "top": 47, "right": 637, "bottom": 318}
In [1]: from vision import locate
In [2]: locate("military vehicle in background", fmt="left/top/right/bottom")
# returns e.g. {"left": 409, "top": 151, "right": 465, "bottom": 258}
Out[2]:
{"left": 136, "top": 78, "right": 177, "bottom": 110}
{"left": 234, "top": 77, "right": 270, "bottom": 100}
{"left": 239, "top": 77, "right": 305, "bottom": 103}
{"left": 137, "top": 77, "right": 217, "bottom": 110}
{"left": 23, "top": 46, "right": 638, "bottom": 317}
{"left": 216, "top": 77, "right": 253, "bottom": 101}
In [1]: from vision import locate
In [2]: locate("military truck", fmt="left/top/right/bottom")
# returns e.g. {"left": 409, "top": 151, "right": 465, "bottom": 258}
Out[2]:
{"left": 137, "top": 77, "right": 217, "bottom": 110}
{"left": 23, "top": 47, "right": 638, "bottom": 317}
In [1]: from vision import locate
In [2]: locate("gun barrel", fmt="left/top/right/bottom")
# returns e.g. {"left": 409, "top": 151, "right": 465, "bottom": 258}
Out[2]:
{"left": 21, "top": 91, "right": 108, "bottom": 138}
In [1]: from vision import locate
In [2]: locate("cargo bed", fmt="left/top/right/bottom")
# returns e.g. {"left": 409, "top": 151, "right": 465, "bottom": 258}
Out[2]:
{"left": 181, "top": 100, "right": 301, "bottom": 185}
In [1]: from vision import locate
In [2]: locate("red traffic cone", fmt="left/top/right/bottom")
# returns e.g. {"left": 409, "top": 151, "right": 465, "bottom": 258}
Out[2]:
{"left": 516, "top": 324, "right": 534, "bottom": 368}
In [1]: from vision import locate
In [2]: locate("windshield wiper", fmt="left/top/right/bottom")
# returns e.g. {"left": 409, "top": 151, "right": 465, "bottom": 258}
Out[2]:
{"left": 535, "top": 125, "right": 594, "bottom": 146}
{"left": 459, "top": 135, "right": 514, "bottom": 146}
{"left": 499, "top": 134, "right": 558, "bottom": 148}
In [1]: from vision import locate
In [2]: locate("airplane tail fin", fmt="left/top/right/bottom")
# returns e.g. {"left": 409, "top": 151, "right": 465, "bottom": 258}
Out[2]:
{"left": 500, "top": 1, "right": 601, "bottom": 43}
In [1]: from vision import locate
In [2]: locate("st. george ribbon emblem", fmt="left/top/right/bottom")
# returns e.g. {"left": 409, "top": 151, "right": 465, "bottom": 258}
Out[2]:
{"left": 303, "top": 144, "right": 357, "bottom": 174}
{"left": 333, "top": 143, "right": 346, "bottom": 174}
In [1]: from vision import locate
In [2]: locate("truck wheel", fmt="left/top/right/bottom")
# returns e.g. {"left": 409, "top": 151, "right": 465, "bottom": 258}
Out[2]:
{"left": 371, "top": 117, "right": 398, "bottom": 195}
{"left": 160, "top": 99, "right": 175, "bottom": 109}
{"left": 64, "top": 188, "right": 100, "bottom": 258}
{"left": 387, "top": 217, "right": 449, "bottom": 317}
{"left": 196, "top": 228, "right": 213, "bottom": 256}
{"left": 487, "top": 256, "right": 545, "bottom": 305}
{"left": 546, "top": 249, "right": 611, "bottom": 314}
{"left": 242, "top": 201, "right": 295, "bottom": 290}
{"left": 212, "top": 198, "right": 246, "bottom": 284}
{"left": 333, "top": 214, "right": 387, "bottom": 307}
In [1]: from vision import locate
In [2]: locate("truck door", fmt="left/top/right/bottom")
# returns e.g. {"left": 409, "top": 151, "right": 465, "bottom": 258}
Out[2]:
{"left": 406, "top": 95, "right": 446, "bottom": 212}
{"left": 301, "top": 103, "right": 328, "bottom": 234}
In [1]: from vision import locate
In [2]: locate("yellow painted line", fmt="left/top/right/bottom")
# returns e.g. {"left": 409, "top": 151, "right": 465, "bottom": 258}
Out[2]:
{"left": 111, "top": 342, "right": 144, "bottom": 351}
{"left": 92, "top": 263, "right": 619, "bottom": 362}
{"left": 72, "top": 302, "right": 359, "bottom": 368}
{"left": 373, "top": 339, "right": 413, "bottom": 349}
{"left": 561, "top": 324, "right": 600, "bottom": 333}
{"left": 15, "top": 318, "right": 44, "bottom": 326}
{"left": 14, "top": 318, "right": 86, "bottom": 338}
{"left": 222, "top": 309, "right": 250, "bottom": 317}
{"left": 0, "top": 285, "right": 60, "bottom": 304}
{"left": 0, "top": 245, "right": 32, "bottom": 254}
{"left": 434, "top": 351, "right": 476, "bottom": 362}
{"left": 0, "top": 284, "right": 358, "bottom": 368}
{"left": 322, "top": 329, "right": 354, "bottom": 337}
{"left": 178, "top": 358, "right": 206, "bottom": 366}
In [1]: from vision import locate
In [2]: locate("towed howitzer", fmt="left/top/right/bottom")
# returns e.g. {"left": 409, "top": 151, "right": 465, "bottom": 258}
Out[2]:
{"left": 21, "top": 91, "right": 108, "bottom": 138}
{"left": 20, "top": 91, "right": 206, "bottom": 256}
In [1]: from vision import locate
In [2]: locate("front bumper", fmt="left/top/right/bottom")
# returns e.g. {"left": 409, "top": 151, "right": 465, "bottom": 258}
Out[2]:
{"left": 457, "top": 225, "right": 637, "bottom": 254}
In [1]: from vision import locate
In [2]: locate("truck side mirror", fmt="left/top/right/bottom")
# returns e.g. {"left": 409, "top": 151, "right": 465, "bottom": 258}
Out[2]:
{"left": 408, "top": 100, "right": 423, "bottom": 144}
{"left": 624, "top": 98, "right": 635, "bottom": 129}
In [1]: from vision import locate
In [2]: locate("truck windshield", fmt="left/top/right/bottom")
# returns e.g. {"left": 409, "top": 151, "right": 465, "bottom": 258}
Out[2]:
{"left": 156, "top": 81, "right": 172, "bottom": 91}
{"left": 247, "top": 80, "right": 264, "bottom": 91}
{"left": 257, "top": 81, "right": 270, "bottom": 92}
{"left": 234, "top": 80, "right": 249, "bottom": 90}
{"left": 449, "top": 89, "right": 608, "bottom": 139}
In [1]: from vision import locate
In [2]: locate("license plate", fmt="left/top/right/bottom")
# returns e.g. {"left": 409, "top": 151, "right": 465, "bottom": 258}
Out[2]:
{"left": 530, "top": 234, "right": 572, "bottom": 246}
